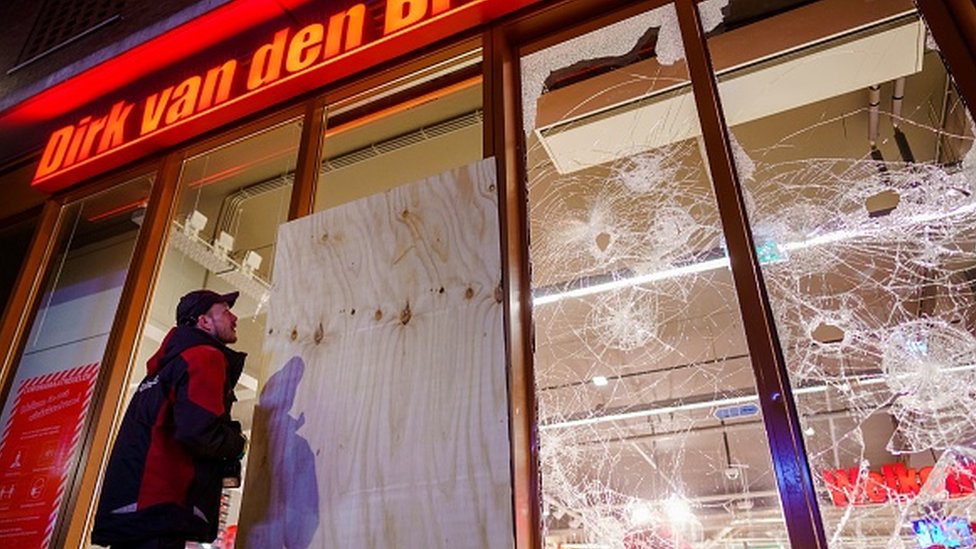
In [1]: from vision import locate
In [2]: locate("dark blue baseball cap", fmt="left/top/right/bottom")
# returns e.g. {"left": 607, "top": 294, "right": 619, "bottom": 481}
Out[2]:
{"left": 176, "top": 289, "right": 239, "bottom": 326}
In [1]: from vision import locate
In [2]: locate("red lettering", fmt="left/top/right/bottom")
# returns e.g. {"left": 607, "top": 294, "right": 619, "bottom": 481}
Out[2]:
{"left": 882, "top": 463, "right": 920, "bottom": 496}
{"left": 947, "top": 465, "right": 975, "bottom": 497}
{"left": 897, "top": 463, "right": 920, "bottom": 495}
{"left": 919, "top": 465, "right": 933, "bottom": 488}
{"left": 165, "top": 76, "right": 201, "bottom": 125}
{"left": 32, "top": 0, "right": 471, "bottom": 185}
{"left": 385, "top": 0, "right": 427, "bottom": 34}
{"left": 864, "top": 471, "right": 887, "bottom": 504}
{"left": 963, "top": 460, "right": 976, "bottom": 485}
{"left": 198, "top": 60, "right": 237, "bottom": 111}
{"left": 63, "top": 116, "right": 91, "bottom": 167}
{"left": 286, "top": 24, "right": 323, "bottom": 72}
{"left": 823, "top": 469, "right": 857, "bottom": 506}
{"left": 822, "top": 460, "right": 976, "bottom": 506}
{"left": 36, "top": 126, "right": 74, "bottom": 179}
{"left": 385, "top": 0, "right": 452, "bottom": 34}
{"left": 98, "top": 101, "right": 134, "bottom": 151}
{"left": 247, "top": 29, "right": 289, "bottom": 90}
{"left": 325, "top": 4, "right": 365, "bottom": 58}
{"left": 432, "top": 0, "right": 452, "bottom": 15}
{"left": 78, "top": 115, "right": 108, "bottom": 162}
{"left": 142, "top": 88, "right": 174, "bottom": 134}
{"left": 883, "top": 463, "right": 899, "bottom": 493}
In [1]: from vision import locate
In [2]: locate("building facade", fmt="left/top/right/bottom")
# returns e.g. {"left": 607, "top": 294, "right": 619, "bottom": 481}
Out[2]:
{"left": 1, "top": 1, "right": 976, "bottom": 548}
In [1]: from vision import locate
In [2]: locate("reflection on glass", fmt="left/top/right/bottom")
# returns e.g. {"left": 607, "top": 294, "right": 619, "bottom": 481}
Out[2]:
{"left": 314, "top": 73, "right": 483, "bottom": 211}
{"left": 522, "top": 3, "right": 788, "bottom": 547}
{"left": 129, "top": 119, "right": 301, "bottom": 548}
{"left": 712, "top": 0, "right": 976, "bottom": 545}
{"left": 0, "top": 214, "right": 37, "bottom": 315}
{"left": 0, "top": 174, "right": 154, "bottom": 549}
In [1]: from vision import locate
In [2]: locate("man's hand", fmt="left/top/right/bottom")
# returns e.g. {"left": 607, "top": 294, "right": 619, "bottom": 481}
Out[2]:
{"left": 238, "top": 432, "right": 248, "bottom": 460}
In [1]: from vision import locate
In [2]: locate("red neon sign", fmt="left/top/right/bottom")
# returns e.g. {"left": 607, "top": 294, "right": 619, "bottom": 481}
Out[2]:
{"left": 26, "top": 0, "right": 537, "bottom": 192}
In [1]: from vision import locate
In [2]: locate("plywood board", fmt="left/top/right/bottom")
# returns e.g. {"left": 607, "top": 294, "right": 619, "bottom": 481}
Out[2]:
{"left": 238, "top": 159, "right": 513, "bottom": 549}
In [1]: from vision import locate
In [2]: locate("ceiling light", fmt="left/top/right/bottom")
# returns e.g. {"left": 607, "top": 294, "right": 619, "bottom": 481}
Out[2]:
{"left": 542, "top": 363, "right": 976, "bottom": 430}
{"left": 664, "top": 495, "right": 695, "bottom": 524}
{"left": 626, "top": 500, "right": 655, "bottom": 526}
{"left": 542, "top": 393, "right": 756, "bottom": 430}
{"left": 792, "top": 385, "right": 827, "bottom": 395}
{"left": 533, "top": 196, "right": 976, "bottom": 307}
{"left": 534, "top": 258, "right": 727, "bottom": 305}
{"left": 730, "top": 516, "right": 786, "bottom": 526}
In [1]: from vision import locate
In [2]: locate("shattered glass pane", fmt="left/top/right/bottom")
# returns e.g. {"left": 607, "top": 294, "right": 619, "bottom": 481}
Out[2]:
{"left": 712, "top": 0, "right": 976, "bottom": 546}
{"left": 522, "top": 3, "right": 789, "bottom": 547}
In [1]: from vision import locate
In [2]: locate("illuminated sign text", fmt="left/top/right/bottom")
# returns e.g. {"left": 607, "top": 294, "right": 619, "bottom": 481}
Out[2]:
{"left": 34, "top": 0, "right": 474, "bottom": 185}
{"left": 823, "top": 461, "right": 976, "bottom": 506}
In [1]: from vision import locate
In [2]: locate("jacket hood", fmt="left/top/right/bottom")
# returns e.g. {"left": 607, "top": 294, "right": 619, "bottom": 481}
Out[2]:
{"left": 147, "top": 326, "right": 246, "bottom": 385}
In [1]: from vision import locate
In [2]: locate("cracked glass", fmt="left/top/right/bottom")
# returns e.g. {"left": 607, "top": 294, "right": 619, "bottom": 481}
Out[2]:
{"left": 711, "top": 0, "right": 976, "bottom": 546}
{"left": 521, "top": 2, "right": 789, "bottom": 547}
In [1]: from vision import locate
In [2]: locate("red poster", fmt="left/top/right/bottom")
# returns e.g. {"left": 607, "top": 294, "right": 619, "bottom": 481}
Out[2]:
{"left": 0, "top": 364, "right": 100, "bottom": 548}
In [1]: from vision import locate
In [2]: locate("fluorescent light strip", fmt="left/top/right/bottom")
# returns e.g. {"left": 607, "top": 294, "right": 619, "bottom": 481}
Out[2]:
{"left": 542, "top": 363, "right": 976, "bottom": 430}
{"left": 542, "top": 394, "right": 756, "bottom": 431}
{"left": 533, "top": 258, "right": 728, "bottom": 305}
{"left": 533, "top": 196, "right": 976, "bottom": 306}
{"left": 536, "top": 192, "right": 976, "bottom": 430}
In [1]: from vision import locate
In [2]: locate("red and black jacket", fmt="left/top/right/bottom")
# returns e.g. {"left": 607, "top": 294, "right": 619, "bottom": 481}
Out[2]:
{"left": 92, "top": 326, "right": 247, "bottom": 546}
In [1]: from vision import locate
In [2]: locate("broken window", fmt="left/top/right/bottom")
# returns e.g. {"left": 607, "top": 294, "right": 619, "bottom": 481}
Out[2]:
{"left": 522, "top": 2, "right": 789, "bottom": 547}
{"left": 711, "top": 0, "right": 976, "bottom": 546}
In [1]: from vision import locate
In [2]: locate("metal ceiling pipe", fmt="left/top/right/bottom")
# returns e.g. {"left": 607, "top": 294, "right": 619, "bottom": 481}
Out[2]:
{"left": 869, "top": 84, "right": 882, "bottom": 146}
{"left": 892, "top": 76, "right": 906, "bottom": 125}
{"left": 891, "top": 77, "right": 917, "bottom": 162}
{"left": 868, "top": 84, "right": 890, "bottom": 177}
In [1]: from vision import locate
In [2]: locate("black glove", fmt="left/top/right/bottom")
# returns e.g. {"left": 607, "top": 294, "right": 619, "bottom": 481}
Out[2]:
{"left": 221, "top": 458, "right": 243, "bottom": 488}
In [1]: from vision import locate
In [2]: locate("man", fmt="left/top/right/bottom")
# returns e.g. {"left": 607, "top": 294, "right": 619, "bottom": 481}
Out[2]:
{"left": 92, "top": 289, "right": 248, "bottom": 549}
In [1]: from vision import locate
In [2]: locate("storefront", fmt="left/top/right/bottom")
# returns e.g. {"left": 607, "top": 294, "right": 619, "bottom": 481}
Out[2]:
{"left": 0, "top": 0, "right": 975, "bottom": 547}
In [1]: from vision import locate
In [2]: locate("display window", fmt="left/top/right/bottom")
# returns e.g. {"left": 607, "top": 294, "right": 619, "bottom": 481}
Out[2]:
{"left": 710, "top": 0, "right": 976, "bottom": 546}
{"left": 0, "top": 213, "right": 38, "bottom": 319}
{"left": 120, "top": 116, "right": 303, "bottom": 548}
{"left": 0, "top": 172, "right": 154, "bottom": 549}
{"left": 314, "top": 46, "right": 484, "bottom": 211}
{"left": 520, "top": 2, "right": 790, "bottom": 547}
